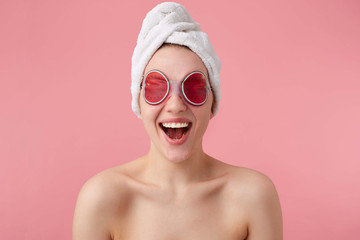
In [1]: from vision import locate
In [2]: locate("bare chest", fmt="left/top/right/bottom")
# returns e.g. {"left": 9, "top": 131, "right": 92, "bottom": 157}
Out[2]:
{"left": 111, "top": 190, "right": 248, "bottom": 240}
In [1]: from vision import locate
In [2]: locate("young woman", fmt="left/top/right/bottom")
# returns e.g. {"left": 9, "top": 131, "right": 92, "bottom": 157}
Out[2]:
{"left": 73, "top": 3, "right": 282, "bottom": 240}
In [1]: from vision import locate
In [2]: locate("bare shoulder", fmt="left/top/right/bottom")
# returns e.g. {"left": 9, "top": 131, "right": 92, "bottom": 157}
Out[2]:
{"left": 76, "top": 167, "right": 130, "bottom": 206}
{"left": 227, "top": 166, "right": 279, "bottom": 199}
{"left": 224, "top": 165, "right": 283, "bottom": 239}
{"left": 210, "top": 159, "right": 277, "bottom": 195}
{"left": 76, "top": 158, "right": 146, "bottom": 202}
{"left": 72, "top": 163, "right": 136, "bottom": 240}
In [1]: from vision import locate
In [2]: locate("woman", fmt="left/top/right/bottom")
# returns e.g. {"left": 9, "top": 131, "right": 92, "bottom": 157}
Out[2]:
{"left": 73, "top": 2, "right": 282, "bottom": 239}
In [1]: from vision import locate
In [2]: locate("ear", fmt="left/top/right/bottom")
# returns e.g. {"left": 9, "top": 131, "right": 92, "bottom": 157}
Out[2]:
{"left": 138, "top": 107, "right": 143, "bottom": 119}
{"left": 210, "top": 94, "right": 215, "bottom": 119}
{"left": 138, "top": 92, "right": 142, "bottom": 119}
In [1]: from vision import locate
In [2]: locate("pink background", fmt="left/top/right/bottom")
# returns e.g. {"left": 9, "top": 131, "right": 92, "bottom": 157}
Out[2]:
{"left": 1, "top": 0, "right": 359, "bottom": 239}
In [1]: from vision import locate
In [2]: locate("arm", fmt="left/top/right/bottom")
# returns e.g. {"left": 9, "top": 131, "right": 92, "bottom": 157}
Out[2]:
{"left": 72, "top": 175, "right": 114, "bottom": 240}
{"left": 246, "top": 174, "right": 283, "bottom": 240}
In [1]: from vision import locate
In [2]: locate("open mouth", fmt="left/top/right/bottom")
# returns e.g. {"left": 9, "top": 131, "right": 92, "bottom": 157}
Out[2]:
{"left": 160, "top": 122, "right": 192, "bottom": 140}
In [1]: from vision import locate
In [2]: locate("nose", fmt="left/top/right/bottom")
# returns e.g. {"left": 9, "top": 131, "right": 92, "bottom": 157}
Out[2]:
{"left": 164, "top": 93, "right": 187, "bottom": 113}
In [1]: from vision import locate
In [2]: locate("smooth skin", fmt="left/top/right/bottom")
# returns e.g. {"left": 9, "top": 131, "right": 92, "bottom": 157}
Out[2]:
{"left": 72, "top": 45, "right": 283, "bottom": 240}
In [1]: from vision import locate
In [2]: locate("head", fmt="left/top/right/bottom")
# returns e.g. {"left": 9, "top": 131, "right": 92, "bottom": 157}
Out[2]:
{"left": 139, "top": 43, "right": 214, "bottom": 162}
{"left": 131, "top": 2, "right": 221, "bottom": 118}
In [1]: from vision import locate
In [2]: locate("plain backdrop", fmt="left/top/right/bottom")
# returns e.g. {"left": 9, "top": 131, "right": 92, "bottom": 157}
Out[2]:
{"left": 1, "top": 0, "right": 359, "bottom": 239}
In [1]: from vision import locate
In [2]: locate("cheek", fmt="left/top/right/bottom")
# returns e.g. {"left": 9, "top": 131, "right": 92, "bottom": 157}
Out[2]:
{"left": 140, "top": 108, "right": 157, "bottom": 138}
{"left": 192, "top": 105, "right": 212, "bottom": 130}
{"left": 196, "top": 96, "right": 213, "bottom": 131}
{"left": 139, "top": 92, "right": 152, "bottom": 120}
{"left": 139, "top": 94, "right": 162, "bottom": 126}
{"left": 201, "top": 93, "right": 214, "bottom": 119}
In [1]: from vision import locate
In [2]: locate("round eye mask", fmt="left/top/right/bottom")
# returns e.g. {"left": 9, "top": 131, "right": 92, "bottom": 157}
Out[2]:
{"left": 142, "top": 70, "right": 211, "bottom": 105}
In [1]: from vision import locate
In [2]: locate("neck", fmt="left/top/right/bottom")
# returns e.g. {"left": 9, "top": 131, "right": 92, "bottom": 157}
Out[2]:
{"left": 141, "top": 143, "right": 212, "bottom": 190}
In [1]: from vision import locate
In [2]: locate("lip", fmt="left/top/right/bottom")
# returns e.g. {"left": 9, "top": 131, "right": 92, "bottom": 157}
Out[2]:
{"left": 159, "top": 118, "right": 192, "bottom": 145}
{"left": 159, "top": 118, "right": 192, "bottom": 124}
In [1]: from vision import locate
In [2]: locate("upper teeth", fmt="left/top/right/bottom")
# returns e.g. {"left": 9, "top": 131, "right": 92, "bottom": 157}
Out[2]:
{"left": 162, "top": 122, "right": 189, "bottom": 128}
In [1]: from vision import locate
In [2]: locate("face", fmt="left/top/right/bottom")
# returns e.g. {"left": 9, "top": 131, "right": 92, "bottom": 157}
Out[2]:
{"left": 139, "top": 45, "right": 214, "bottom": 163}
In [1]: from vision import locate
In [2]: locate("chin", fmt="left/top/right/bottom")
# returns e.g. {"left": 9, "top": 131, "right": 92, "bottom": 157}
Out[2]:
{"left": 163, "top": 148, "right": 192, "bottom": 163}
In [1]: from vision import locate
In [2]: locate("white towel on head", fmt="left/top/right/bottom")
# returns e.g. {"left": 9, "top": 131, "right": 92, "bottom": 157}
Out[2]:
{"left": 131, "top": 2, "right": 221, "bottom": 117}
